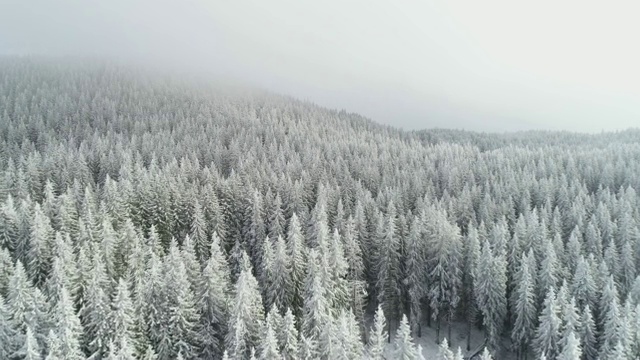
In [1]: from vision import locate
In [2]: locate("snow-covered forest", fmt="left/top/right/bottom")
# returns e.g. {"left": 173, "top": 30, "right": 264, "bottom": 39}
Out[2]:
{"left": 1, "top": 58, "right": 640, "bottom": 360}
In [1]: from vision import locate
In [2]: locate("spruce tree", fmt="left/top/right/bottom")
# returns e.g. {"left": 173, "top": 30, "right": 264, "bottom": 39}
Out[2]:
{"left": 367, "top": 305, "right": 387, "bottom": 360}
{"left": 225, "top": 251, "right": 265, "bottom": 359}
{"left": 533, "top": 288, "right": 560, "bottom": 359}
{"left": 392, "top": 314, "right": 417, "bottom": 360}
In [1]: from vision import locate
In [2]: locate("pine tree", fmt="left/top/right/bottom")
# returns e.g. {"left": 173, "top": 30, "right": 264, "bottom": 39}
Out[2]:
{"left": 1, "top": 294, "right": 18, "bottom": 359}
{"left": 28, "top": 203, "right": 54, "bottom": 286}
{"left": 51, "top": 287, "right": 84, "bottom": 360}
{"left": 474, "top": 240, "right": 507, "bottom": 351}
{"left": 537, "top": 237, "right": 559, "bottom": 304}
{"left": 258, "top": 318, "right": 281, "bottom": 360}
{"left": 190, "top": 199, "right": 208, "bottom": 260}
{"left": 479, "top": 347, "right": 493, "bottom": 360}
{"left": 425, "top": 205, "right": 462, "bottom": 343}
{"left": 404, "top": 216, "right": 426, "bottom": 337}
{"left": 557, "top": 331, "right": 581, "bottom": 360}
{"left": 570, "top": 255, "right": 596, "bottom": 311}
{"left": 225, "top": 251, "right": 265, "bottom": 359}
{"left": 286, "top": 213, "right": 306, "bottom": 315}
{"left": 301, "top": 249, "right": 332, "bottom": 359}
{"left": 533, "top": 288, "right": 560, "bottom": 359}
{"left": 511, "top": 250, "right": 537, "bottom": 358}
{"left": 599, "top": 290, "right": 621, "bottom": 360}
{"left": 110, "top": 278, "right": 141, "bottom": 357}
{"left": 331, "top": 309, "right": 363, "bottom": 360}
{"left": 45, "top": 329, "right": 63, "bottom": 360}
{"left": 81, "top": 253, "right": 111, "bottom": 359}
{"left": 578, "top": 304, "right": 597, "bottom": 360}
{"left": 155, "top": 240, "right": 199, "bottom": 359}
{"left": 367, "top": 305, "right": 387, "bottom": 360}
{"left": 280, "top": 308, "right": 299, "bottom": 360}
{"left": 7, "top": 261, "right": 48, "bottom": 342}
{"left": 393, "top": 314, "right": 418, "bottom": 360}
{"left": 197, "top": 232, "right": 231, "bottom": 359}
{"left": 376, "top": 200, "right": 401, "bottom": 340}
{"left": 438, "top": 338, "right": 455, "bottom": 360}
{"left": 13, "top": 325, "right": 40, "bottom": 360}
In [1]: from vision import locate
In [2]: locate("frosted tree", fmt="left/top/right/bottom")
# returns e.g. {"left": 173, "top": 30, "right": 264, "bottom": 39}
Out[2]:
{"left": 479, "top": 348, "right": 493, "bottom": 360}
{"left": 331, "top": 309, "right": 363, "bottom": 360}
{"left": 404, "top": 216, "right": 426, "bottom": 337}
{"left": 342, "top": 216, "right": 367, "bottom": 331}
{"left": 511, "top": 250, "right": 537, "bottom": 358}
{"left": 197, "top": 232, "right": 231, "bottom": 359}
{"left": 280, "top": 308, "right": 299, "bottom": 360}
{"left": 425, "top": 205, "right": 462, "bottom": 343}
{"left": 155, "top": 240, "right": 199, "bottom": 359}
{"left": 286, "top": 213, "right": 306, "bottom": 315}
{"left": 28, "top": 203, "right": 54, "bottom": 286}
{"left": 301, "top": 249, "right": 332, "bottom": 359}
{"left": 45, "top": 329, "right": 63, "bottom": 360}
{"left": 556, "top": 331, "right": 581, "bottom": 360}
{"left": 258, "top": 319, "right": 281, "bottom": 360}
{"left": 81, "top": 254, "right": 111, "bottom": 358}
{"left": 376, "top": 200, "right": 401, "bottom": 340}
{"left": 537, "top": 237, "right": 559, "bottom": 304}
{"left": 225, "top": 251, "right": 265, "bottom": 359}
{"left": 462, "top": 223, "right": 480, "bottom": 350}
{"left": 367, "top": 305, "right": 387, "bottom": 360}
{"left": 578, "top": 305, "right": 597, "bottom": 360}
{"left": 533, "top": 288, "right": 560, "bottom": 359}
{"left": 51, "top": 287, "right": 84, "bottom": 360}
{"left": 109, "top": 278, "right": 141, "bottom": 357}
{"left": 570, "top": 255, "right": 596, "bottom": 311}
{"left": 1, "top": 294, "right": 18, "bottom": 359}
{"left": 599, "top": 290, "right": 621, "bottom": 360}
{"left": 438, "top": 338, "right": 455, "bottom": 360}
{"left": 393, "top": 314, "right": 418, "bottom": 360}
{"left": 6, "top": 261, "right": 48, "bottom": 343}
{"left": 474, "top": 240, "right": 507, "bottom": 351}
{"left": 190, "top": 199, "right": 208, "bottom": 260}
{"left": 12, "top": 325, "right": 40, "bottom": 360}
{"left": 267, "top": 193, "right": 285, "bottom": 240}
{"left": 264, "top": 235, "right": 292, "bottom": 312}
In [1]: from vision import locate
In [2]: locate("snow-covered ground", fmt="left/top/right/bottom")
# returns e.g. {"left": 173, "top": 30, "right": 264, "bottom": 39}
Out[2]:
{"left": 382, "top": 320, "right": 517, "bottom": 359}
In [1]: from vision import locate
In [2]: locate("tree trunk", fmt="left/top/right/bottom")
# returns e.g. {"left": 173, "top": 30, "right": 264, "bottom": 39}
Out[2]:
{"left": 466, "top": 320, "right": 471, "bottom": 351}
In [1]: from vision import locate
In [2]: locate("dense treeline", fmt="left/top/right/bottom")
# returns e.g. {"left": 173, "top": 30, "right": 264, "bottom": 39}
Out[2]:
{"left": 1, "top": 58, "right": 640, "bottom": 359}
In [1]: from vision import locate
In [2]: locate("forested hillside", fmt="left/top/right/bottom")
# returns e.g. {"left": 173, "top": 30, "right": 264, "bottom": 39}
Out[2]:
{"left": 1, "top": 58, "right": 640, "bottom": 360}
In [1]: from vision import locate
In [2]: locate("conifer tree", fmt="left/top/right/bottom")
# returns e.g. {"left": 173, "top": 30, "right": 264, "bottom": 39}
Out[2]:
{"left": 1, "top": 294, "right": 18, "bottom": 360}
{"left": 393, "top": 314, "right": 418, "bottom": 360}
{"left": 479, "top": 348, "right": 493, "bottom": 360}
{"left": 13, "top": 325, "right": 40, "bottom": 360}
{"left": 438, "top": 338, "right": 455, "bottom": 360}
{"left": 258, "top": 319, "right": 281, "bottom": 360}
{"left": 511, "top": 250, "right": 537, "bottom": 358}
{"left": 286, "top": 213, "right": 306, "bottom": 315}
{"left": 367, "top": 305, "right": 387, "bottom": 360}
{"left": 280, "top": 308, "right": 299, "bottom": 360}
{"left": 376, "top": 200, "right": 401, "bottom": 339}
{"left": 556, "top": 331, "right": 581, "bottom": 360}
{"left": 51, "top": 287, "right": 84, "bottom": 360}
{"left": 474, "top": 240, "right": 507, "bottom": 351}
{"left": 197, "top": 232, "right": 231, "bottom": 359}
{"left": 578, "top": 305, "right": 597, "bottom": 360}
{"left": 225, "top": 251, "right": 265, "bottom": 359}
{"left": 533, "top": 288, "right": 560, "bottom": 359}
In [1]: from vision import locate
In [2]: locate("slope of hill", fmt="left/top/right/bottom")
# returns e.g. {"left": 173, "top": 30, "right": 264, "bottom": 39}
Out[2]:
{"left": 1, "top": 58, "right": 639, "bottom": 359}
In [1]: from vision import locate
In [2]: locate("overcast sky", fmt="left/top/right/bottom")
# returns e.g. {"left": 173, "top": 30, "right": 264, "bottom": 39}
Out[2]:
{"left": 1, "top": 0, "right": 639, "bottom": 132}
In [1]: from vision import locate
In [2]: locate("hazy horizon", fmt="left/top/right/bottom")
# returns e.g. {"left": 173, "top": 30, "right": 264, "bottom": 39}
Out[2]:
{"left": 1, "top": 0, "right": 639, "bottom": 133}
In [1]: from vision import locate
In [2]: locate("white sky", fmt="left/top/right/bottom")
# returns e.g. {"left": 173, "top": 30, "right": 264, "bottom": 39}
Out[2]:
{"left": 1, "top": 0, "right": 639, "bottom": 132}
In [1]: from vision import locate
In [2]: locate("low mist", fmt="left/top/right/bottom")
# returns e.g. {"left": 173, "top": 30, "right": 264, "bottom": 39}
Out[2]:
{"left": 1, "top": 0, "right": 638, "bottom": 132}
